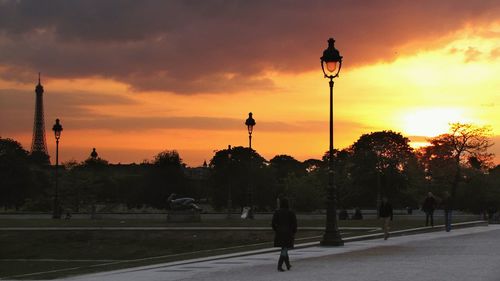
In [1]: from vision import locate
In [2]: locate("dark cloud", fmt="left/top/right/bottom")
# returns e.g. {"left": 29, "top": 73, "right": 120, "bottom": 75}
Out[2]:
{"left": 0, "top": 0, "right": 499, "bottom": 94}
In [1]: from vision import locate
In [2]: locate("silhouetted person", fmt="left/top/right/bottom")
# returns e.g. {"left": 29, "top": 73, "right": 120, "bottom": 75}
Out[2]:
{"left": 422, "top": 192, "right": 437, "bottom": 227}
{"left": 272, "top": 198, "right": 297, "bottom": 272}
{"left": 64, "top": 210, "right": 72, "bottom": 220}
{"left": 378, "top": 196, "right": 393, "bottom": 240}
{"left": 352, "top": 207, "right": 363, "bottom": 220}
{"left": 339, "top": 209, "right": 349, "bottom": 220}
{"left": 441, "top": 191, "right": 452, "bottom": 232}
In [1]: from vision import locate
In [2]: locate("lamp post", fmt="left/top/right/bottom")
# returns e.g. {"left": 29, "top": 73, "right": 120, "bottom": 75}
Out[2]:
{"left": 52, "top": 118, "right": 63, "bottom": 219}
{"left": 227, "top": 145, "right": 232, "bottom": 219}
{"left": 320, "top": 38, "right": 344, "bottom": 246}
{"left": 245, "top": 112, "right": 256, "bottom": 149}
{"left": 245, "top": 112, "right": 256, "bottom": 219}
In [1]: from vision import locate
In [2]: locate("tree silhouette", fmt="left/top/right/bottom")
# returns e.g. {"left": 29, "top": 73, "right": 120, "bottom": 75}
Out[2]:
{"left": 350, "top": 131, "right": 418, "bottom": 207}
{"left": 209, "top": 146, "right": 268, "bottom": 209}
{"left": 0, "top": 138, "right": 50, "bottom": 210}
{"left": 145, "top": 150, "right": 188, "bottom": 209}
{"left": 423, "top": 123, "right": 494, "bottom": 204}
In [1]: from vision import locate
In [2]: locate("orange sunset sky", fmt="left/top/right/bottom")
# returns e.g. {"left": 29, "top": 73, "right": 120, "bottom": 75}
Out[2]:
{"left": 0, "top": 0, "right": 499, "bottom": 167}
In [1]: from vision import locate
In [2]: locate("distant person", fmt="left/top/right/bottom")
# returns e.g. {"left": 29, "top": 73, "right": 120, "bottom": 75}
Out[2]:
{"left": 64, "top": 211, "right": 72, "bottom": 220}
{"left": 422, "top": 192, "right": 437, "bottom": 227}
{"left": 378, "top": 196, "right": 393, "bottom": 240}
{"left": 338, "top": 209, "right": 349, "bottom": 220}
{"left": 441, "top": 191, "right": 452, "bottom": 232}
{"left": 352, "top": 207, "right": 363, "bottom": 220}
{"left": 272, "top": 198, "right": 297, "bottom": 272}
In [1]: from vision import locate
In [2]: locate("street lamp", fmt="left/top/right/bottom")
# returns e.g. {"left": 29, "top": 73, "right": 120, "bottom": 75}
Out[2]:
{"left": 320, "top": 38, "right": 344, "bottom": 246}
{"left": 245, "top": 112, "right": 256, "bottom": 149}
{"left": 227, "top": 145, "right": 232, "bottom": 219}
{"left": 244, "top": 112, "right": 256, "bottom": 219}
{"left": 52, "top": 118, "right": 63, "bottom": 219}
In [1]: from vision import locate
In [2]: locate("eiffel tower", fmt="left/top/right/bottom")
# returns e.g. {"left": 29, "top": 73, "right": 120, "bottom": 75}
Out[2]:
{"left": 31, "top": 73, "right": 49, "bottom": 158}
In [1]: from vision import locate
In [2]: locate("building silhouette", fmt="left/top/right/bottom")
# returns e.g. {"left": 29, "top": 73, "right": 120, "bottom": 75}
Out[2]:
{"left": 31, "top": 73, "right": 48, "bottom": 157}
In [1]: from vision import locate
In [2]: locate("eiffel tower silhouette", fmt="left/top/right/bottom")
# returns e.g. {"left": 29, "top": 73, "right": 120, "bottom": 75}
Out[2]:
{"left": 31, "top": 73, "right": 48, "bottom": 158}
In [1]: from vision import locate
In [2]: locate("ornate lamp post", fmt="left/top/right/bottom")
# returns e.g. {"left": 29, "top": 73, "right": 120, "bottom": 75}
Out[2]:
{"left": 245, "top": 112, "right": 256, "bottom": 149}
{"left": 320, "top": 38, "right": 344, "bottom": 246}
{"left": 245, "top": 112, "right": 256, "bottom": 219}
{"left": 52, "top": 118, "right": 63, "bottom": 219}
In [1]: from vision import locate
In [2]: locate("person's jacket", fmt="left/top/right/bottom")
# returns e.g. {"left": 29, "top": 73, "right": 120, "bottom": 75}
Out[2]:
{"left": 422, "top": 197, "right": 437, "bottom": 212}
{"left": 272, "top": 208, "right": 297, "bottom": 248}
{"left": 379, "top": 202, "right": 393, "bottom": 220}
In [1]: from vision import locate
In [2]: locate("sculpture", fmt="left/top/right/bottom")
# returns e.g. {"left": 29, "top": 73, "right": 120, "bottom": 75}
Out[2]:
{"left": 167, "top": 193, "right": 202, "bottom": 211}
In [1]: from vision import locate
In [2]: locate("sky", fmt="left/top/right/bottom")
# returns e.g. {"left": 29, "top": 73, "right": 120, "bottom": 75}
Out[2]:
{"left": 0, "top": 0, "right": 499, "bottom": 167}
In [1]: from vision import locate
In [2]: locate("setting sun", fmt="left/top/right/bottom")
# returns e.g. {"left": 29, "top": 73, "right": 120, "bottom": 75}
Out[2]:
{"left": 400, "top": 108, "right": 471, "bottom": 137}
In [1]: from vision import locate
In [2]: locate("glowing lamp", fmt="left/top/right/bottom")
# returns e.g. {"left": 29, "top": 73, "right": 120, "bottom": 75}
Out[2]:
{"left": 321, "top": 38, "right": 343, "bottom": 78}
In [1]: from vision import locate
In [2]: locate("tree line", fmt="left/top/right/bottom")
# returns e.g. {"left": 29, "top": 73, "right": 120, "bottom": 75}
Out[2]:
{"left": 1, "top": 123, "right": 498, "bottom": 213}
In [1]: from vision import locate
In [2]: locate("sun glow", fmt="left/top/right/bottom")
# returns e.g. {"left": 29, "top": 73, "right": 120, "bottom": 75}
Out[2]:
{"left": 401, "top": 108, "right": 471, "bottom": 137}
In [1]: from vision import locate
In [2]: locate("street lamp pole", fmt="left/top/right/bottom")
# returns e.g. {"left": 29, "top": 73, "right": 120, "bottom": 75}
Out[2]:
{"left": 52, "top": 118, "right": 63, "bottom": 219}
{"left": 245, "top": 112, "right": 256, "bottom": 219}
{"left": 320, "top": 38, "right": 344, "bottom": 246}
{"left": 227, "top": 145, "right": 232, "bottom": 219}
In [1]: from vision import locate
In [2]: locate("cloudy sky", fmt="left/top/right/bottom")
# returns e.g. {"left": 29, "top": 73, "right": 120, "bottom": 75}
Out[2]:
{"left": 0, "top": 0, "right": 499, "bottom": 166}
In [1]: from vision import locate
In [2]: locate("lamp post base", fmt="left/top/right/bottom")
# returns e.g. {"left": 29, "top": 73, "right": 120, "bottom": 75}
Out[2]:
{"left": 52, "top": 199, "right": 61, "bottom": 219}
{"left": 320, "top": 231, "right": 344, "bottom": 246}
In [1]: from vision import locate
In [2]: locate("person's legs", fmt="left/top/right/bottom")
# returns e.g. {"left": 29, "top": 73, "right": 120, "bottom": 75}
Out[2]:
{"left": 278, "top": 247, "right": 286, "bottom": 271}
{"left": 282, "top": 247, "right": 291, "bottom": 270}
{"left": 445, "top": 210, "right": 452, "bottom": 232}
{"left": 383, "top": 217, "right": 390, "bottom": 240}
{"left": 425, "top": 212, "right": 430, "bottom": 226}
{"left": 430, "top": 210, "right": 434, "bottom": 227}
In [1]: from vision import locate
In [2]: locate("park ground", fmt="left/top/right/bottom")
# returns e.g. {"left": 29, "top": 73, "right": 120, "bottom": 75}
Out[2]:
{"left": 60, "top": 224, "right": 499, "bottom": 281}
{"left": 0, "top": 213, "right": 481, "bottom": 280}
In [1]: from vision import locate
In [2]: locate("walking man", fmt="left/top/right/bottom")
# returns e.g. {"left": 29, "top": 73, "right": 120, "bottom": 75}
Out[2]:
{"left": 422, "top": 192, "right": 437, "bottom": 227}
{"left": 272, "top": 198, "right": 297, "bottom": 272}
{"left": 441, "top": 191, "right": 452, "bottom": 232}
{"left": 378, "top": 196, "right": 393, "bottom": 240}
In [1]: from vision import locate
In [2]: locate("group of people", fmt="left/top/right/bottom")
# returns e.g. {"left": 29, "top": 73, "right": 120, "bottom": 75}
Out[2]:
{"left": 421, "top": 191, "right": 452, "bottom": 232}
{"left": 271, "top": 191, "right": 456, "bottom": 272}
{"left": 169, "top": 192, "right": 454, "bottom": 272}
{"left": 378, "top": 191, "right": 454, "bottom": 241}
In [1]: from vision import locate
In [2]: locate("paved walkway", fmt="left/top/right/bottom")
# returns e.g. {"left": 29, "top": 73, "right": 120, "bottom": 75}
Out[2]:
{"left": 0, "top": 226, "right": 377, "bottom": 231}
{"left": 63, "top": 224, "right": 500, "bottom": 281}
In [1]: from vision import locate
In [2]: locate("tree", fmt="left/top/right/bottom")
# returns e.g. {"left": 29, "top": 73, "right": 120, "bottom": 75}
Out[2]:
{"left": 269, "top": 155, "right": 305, "bottom": 180}
{"left": 423, "top": 123, "right": 493, "bottom": 203}
{"left": 209, "top": 146, "right": 269, "bottom": 210}
{"left": 144, "top": 150, "right": 189, "bottom": 209}
{"left": 284, "top": 173, "right": 325, "bottom": 212}
{"left": 350, "top": 131, "right": 419, "bottom": 207}
{"left": 0, "top": 138, "right": 32, "bottom": 209}
{"left": 303, "top": 158, "right": 324, "bottom": 173}
{"left": 29, "top": 151, "right": 50, "bottom": 166}
{"left": 0, "top": 138, "right": 52, "bottom": 210}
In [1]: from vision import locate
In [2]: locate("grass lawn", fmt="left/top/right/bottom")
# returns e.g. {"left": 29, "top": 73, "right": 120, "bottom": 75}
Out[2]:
{"left": 0, "top": 216, "right": 478, "bottom": 279}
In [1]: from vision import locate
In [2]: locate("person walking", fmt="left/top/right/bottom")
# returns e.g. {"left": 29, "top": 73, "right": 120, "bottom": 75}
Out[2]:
{"left": 422, "top": 192, "right": 437, "bottom": 227}
{"left": 378, "top": 196, "right": 393, "bottom": 240}
{"left": 441, "top": 191, "right": 452, "bottom": 232}
{"left": 272, "top": 198, "right": 297, "bottom": 272}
